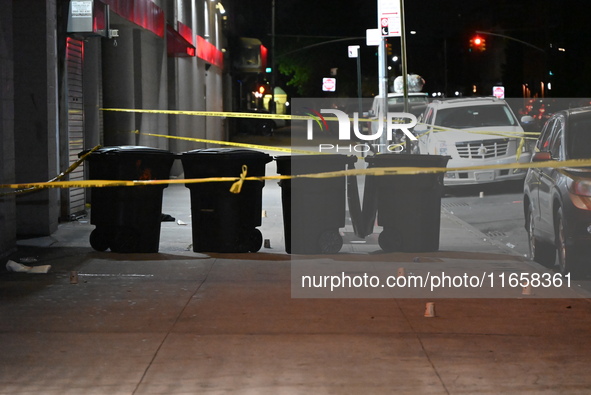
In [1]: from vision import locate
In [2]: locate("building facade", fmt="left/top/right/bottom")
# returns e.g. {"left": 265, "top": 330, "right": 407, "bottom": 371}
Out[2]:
{"left": 0, "top": 0, "right": 233, "bottom": 261}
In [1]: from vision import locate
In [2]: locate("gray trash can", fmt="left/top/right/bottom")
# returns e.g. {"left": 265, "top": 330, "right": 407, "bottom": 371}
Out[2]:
{"left": 275, "top": 154, "right": 357, "bottom": 254}
{"left": 361, "top": 153, "right": 450, "bottom": 252}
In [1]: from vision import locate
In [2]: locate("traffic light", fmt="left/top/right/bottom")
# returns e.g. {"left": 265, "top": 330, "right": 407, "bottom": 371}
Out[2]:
{"left": 386, "top": 42, "right": 393, "bottom": 56}
{"left": 469, "top": 35, "right": 486, "bottom": 52}
{"left": 254, "top": 84, "right": 267, "bottom": 98}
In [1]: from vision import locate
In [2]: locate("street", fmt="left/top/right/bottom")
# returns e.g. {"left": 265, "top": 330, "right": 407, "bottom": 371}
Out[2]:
{"left": 442, "top": 180, "right": 528, "bottom": 257}
{"left": 5, "top": 165, "right": 591, "bottom": 394}
{"left": 442, "top": 180, "right": 591, "bottom": 292}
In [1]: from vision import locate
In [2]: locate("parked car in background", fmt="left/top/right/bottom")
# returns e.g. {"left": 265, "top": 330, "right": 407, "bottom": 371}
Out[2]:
{"left": 368, "top": 92, "right": 430, "bottom": 119}
{"left": 367, "top": 92, "right": 429, "bottom": 151}
{"left": 523, "top": 107, "right": 591, "bottom": 278}
{"left": 415, "top": 97, "right": 532, "bottom": 185}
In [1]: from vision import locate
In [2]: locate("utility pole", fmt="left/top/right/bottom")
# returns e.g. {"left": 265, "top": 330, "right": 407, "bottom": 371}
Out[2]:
{"left": 270, "top": 0, "right": 276, "bottom": 113}
{"left": 377, "top": 0, "right": 408, "bottom": 149}
{"left": 378, "top": 38, "right": 388, "bottom": 147}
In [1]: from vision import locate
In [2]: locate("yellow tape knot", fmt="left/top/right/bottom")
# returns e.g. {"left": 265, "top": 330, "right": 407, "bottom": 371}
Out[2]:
{"left": 230, "top": 165, "right": 248, "bottom": 194}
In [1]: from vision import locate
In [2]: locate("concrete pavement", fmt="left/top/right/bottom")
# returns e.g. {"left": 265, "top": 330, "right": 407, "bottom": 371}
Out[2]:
{"left": 2, "top": 158, "right": 591, "bottom": 394}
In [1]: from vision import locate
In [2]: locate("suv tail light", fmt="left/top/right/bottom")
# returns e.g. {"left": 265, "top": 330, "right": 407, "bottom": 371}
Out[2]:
{"left": 568, "top": 179, "right": 591, "bottom": 210}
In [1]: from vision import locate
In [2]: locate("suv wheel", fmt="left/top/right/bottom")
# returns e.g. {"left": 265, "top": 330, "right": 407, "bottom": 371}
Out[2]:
{"left": 555, "top": 207, "right": 583, "bottom": 278}
{"left": 527, "top": 205, "right": 556, "bottom": 267}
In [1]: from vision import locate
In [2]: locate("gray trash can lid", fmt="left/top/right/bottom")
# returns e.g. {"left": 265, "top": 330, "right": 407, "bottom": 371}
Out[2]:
{"left": 275, "top": 154, "right": 357, "bottom": 175}
{"left": 181, "top": 148, "right": 271, "bottom": 161}
{"left": 81, "top": 146, "right": 173, "bottom": 158}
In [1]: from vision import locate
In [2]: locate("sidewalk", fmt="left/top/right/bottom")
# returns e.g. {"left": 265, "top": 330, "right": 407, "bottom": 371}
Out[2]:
{"left": 3, "top": 162, "right": 591, "bottom": 394}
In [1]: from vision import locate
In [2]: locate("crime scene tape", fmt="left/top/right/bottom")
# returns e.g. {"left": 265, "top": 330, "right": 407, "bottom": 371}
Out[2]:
{"left": 105, "top": 107, "right": 537, "bottom": 157}
{"left": 0, "top": 145, "right": 101, "bottom": 197}
{"left": 129, "top": 130, "right": 323, "bottom": 156}
{"left": 429, "top": 124, "right": 540, "bottom": 139}
{"left": 411, "top": 124, "right": 537, "bottom": 161}
{"left": 0, "top": 109, "right": 568, "bottom": 194}
{"left": 2, "top": 157, "right": 591, "bottom": 191}
{"left": 104, "top": 107, "right": 532, "bottom": 137}
{"left": 102, "top": 107, "right": 306, "bottom": 121}
{"left": 104, "top": 106, "right": 540, "bottom": 131}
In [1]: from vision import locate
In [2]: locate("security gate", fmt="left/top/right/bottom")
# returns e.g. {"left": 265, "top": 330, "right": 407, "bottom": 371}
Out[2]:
{"left": 65, "top": 37, "right": 86, "bottom": 217}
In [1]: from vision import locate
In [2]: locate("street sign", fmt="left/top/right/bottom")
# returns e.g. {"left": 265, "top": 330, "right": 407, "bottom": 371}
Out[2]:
{"left": 348, "top": 45, "right": 360, "bottom": 58}
{"left": 378, "top": 0, "right": 401, "bottom": 37}
{"left": 322, "top": 78, "right": 336, "bottom": 92}
{"left": 366, "top": 28, "right": 380, "bottom": 46}
{"left": 493, "top": 86, "right": 505, "bottom": 99}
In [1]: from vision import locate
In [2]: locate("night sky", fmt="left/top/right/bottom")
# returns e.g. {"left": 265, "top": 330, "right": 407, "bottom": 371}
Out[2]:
{"left": 228, "top": 0, "right": 591, "bottom": 98}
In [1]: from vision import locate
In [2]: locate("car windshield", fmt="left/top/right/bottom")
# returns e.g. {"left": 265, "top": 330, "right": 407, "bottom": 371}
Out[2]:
{"left": 567, "top": 116, "right": 591, "bottom": 159}
{"left": 434, "top": 104, "right": 518, "bottom": 129}
{"left": 388, "top": 96, "right": 428, "bottom": 105}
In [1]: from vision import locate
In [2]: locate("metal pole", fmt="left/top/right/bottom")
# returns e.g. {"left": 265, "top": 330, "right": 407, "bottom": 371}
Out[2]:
{"left": 444, "top": 38, "right": 448, "bottom": 96}
{"left": 357, "top": 53, "right": 362, "bottom": 116}
{"left": 270, "top": 0, "right": 276, "bottom": 113}
{"left": 399, "top": 0, "right": 412, "bottom": 152}
{"left": 399, "top": 0, "right": 408, "bottom": 113}
{"left": 378, "top": 37, "right": 388, "bottom": 148}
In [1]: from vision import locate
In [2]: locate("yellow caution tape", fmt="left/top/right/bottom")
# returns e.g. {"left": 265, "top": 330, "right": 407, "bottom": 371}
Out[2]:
{"left": 425, "top": 124, "right": 539, "bottom": 140}
{"left": 413, "top": 123, "right": 537, "bottom": 161}
{"left": 103, "top": 107, "right": 539, "bottom": 138}
{"left": 229, "top": 165, "right": 248, "bottom": 194}
{"left": 102, "top": 107, "right": 304, "bottom": 121}
{"left": 101, "top": 107, "right": 376, "bottom": 123}
{"left": 0, "top": 145, "right": 102, "bottom": 197}
{"left": 0, "top": 109, "right": 577, "bottom": 194}
{"left": 2, "top": 158, "right": 591, "bottom": 191}
{"left": 130, "top": 130, "right": 322, "bottom": 156}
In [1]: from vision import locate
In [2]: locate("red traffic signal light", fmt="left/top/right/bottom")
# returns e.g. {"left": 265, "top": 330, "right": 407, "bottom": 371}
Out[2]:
{"left": 254, "top": 84, "right": 268, "bottom": 98}
{"left": 469, "top": 35, "right": 486, "bottom": 52}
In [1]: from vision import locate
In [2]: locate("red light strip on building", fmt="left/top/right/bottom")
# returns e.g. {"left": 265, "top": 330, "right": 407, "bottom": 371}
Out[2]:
{"left": 196, "top": 35, "right": 224, "bottom": 69}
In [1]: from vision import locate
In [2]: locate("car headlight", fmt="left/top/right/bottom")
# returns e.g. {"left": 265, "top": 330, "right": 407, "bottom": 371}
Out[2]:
{"left": 569, "top": 179, "right": 591, "bottom": 196}
{"left": 568, "top": 179, "right": 591, "bottom": 210}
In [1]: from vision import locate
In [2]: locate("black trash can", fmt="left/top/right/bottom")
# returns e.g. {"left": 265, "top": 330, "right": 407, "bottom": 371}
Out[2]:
{"left": 276, "top": 154, "right": 357, "bottom": 254}
{"left": 362, "top": 153, "right": 450, "bottom": 252}
{"left": 82, "top": 146, "right": 175, "bottom": 253}
{"left": 180, "top": 148, "right": 272, "bottom": 253}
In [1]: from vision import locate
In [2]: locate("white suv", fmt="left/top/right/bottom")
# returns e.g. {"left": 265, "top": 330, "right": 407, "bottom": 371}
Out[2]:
{"left": 414, "top": 97, "right": 532, "bottom": 186}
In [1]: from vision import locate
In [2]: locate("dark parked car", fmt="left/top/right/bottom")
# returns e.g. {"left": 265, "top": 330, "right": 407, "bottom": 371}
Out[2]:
{"left": 523, "top": 107, "right": 591, "bottom": 278}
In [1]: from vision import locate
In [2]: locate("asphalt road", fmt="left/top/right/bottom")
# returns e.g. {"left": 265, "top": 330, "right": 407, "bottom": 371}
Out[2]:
{"left": 441, "top": 180, "right": 529, "bottom": 258}
{"left": 443, "top": 180, "right": 591, "bottom": 288}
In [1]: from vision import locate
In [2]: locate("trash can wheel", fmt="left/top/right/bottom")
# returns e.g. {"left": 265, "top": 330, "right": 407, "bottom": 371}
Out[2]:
{"left": 89, "top": 227, "right": 112, "bottom": 252}
{"left": 378, "top": 228, "right": 402, "bottom": 252}
{"left": 110, "top": 227, "right": 140, "bottom": 253}
{"left": 318, "top": 230, "right": 343, "bottom": 254}
{"left": 240, "top": 228, "right": 263, "bottom": 253}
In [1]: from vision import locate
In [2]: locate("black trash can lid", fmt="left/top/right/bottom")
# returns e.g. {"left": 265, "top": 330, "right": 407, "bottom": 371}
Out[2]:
{"left": 275, "top": 154, "right": 357, "bottom": 175}
{"left": 181, "top": 148, "right": 272, "bottom": 162}
{"left": 80, "top": 146, "right": 173, "bottom": 158}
